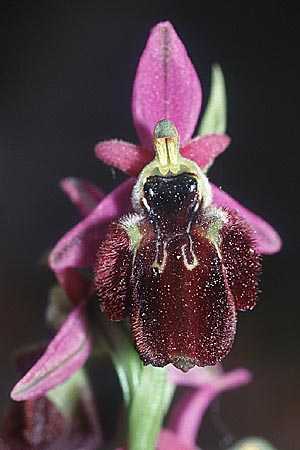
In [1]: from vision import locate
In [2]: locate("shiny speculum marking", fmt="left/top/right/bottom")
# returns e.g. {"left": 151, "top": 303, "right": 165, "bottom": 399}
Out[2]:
{"left": 143, "top": 173, "right": 200, "bottom": 272}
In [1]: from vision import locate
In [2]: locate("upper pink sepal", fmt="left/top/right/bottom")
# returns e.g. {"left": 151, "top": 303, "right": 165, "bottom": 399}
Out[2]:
{"left": 132, "top": 21, "right": 202, "bottom": 149}
{"left": 211, "top": 184, "right": 282, "bottom": 254}
{"left": 49, "top": 178, "right": 135, "bottom": 272}
{"left": 95, "top": 140, "right": 151, "bottom": 176}
{"left": 60, "top": 177, "right": 105, "bottom": 216}
{"left": 181, "top": 134, "right": 230, "bottom": 170}
{"left": 11, "top": 302, "right": 91, "bottom": 401}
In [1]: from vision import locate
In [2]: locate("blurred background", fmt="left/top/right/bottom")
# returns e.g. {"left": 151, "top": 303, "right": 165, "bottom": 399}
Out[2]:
{"left": 0, "top": 2, "right": 299, "bottom": 449}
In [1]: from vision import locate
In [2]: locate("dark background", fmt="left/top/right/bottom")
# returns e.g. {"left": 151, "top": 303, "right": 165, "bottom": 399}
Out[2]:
{"left": 0, "top": 2, "right": 299, "bottom": 449}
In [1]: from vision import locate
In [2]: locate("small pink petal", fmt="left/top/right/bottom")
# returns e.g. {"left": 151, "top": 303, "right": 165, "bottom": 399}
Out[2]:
{"left": 157, "top": 429, "right": 195, "bottom": 450}
{"left": 181, "top": 134, "right": 230, "bottom": 170}
{"left": 211, "top": 184, "right": 282, "bottom": 254}
{"left": 49, "top": 178, "right": 135, "bottom": 273}
{"left": 132, "top": 21, "right": 202, "bottom": 149}
{"left": 95, "top": 140, "right": 151, "bottom": 176}
{"left": 168, "top": 369, "right": 251, "bottom": 447}
{"left": 11, "top": 302, "right": 91, "bottom": 401}
{"left": 60, "top": 178, "right": 105, "bottom": 217}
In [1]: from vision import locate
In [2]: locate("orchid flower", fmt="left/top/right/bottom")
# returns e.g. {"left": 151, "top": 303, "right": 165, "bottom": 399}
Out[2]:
{"left": 93, "top": 22, "right": 279, "bottom": 370}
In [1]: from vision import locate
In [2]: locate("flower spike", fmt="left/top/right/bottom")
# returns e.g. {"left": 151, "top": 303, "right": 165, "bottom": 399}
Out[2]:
{"left": 6, "top": 21, "right": 281, "bottom": 450}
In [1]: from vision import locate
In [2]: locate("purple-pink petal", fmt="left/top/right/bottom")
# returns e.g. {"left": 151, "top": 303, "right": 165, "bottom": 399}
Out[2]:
{"left": 211, "top": 184, "right": 282, "bottom": 254}
{"left": 11, "top": 302, "right": 91, "bottom": 401}
{"left": 132, "top": 21, "right": 202, "bottom": 150}
{"left": 95, "top": 135, "right": 230, "bottom": 177}
{"left": 60, "top": 177, "right": 105, "bottom": 217}
{"left": 49, "top": 178, "right": 135, "bottom": 273}
{"left": 168, "top": 368, "right": 251, "bottom": 448}
{"left": 95, "top": 140, "right": 151, "bottom": 176}
{"left": 181, "top": 134, "right": 230, "bottom": 170}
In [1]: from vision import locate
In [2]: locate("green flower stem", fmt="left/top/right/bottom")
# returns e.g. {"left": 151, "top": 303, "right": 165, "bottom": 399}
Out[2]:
{"left": 94, "top": 320, "right": 175, "bottom": 450}
{"left": 128, "top": 365, "right": 175, "bottom": 450}
{"left": 110, "top": 328, "right": 143, "bottom": 406}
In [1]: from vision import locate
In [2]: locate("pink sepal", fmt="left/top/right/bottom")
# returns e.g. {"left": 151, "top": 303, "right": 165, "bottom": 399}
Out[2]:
{"left": 168, "top": 368, "right": 251, "bottom": 448}
{"left": 11, "top": 302, "right": 91, "bottom": 401}
{"left": 132, "top": 21, "right": 202, "bottom": 149}
{"left": 211, "top": 184, "right": 282, "bottom": 254}
{"left": 49, "top": 178, "right": 135, "bottom": 273}
{"left": 60, "top": 177, "right": 104, "bottom": 216}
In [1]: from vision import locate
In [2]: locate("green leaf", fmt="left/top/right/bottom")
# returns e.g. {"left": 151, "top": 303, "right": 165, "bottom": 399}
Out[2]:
{"left": 198, "top": 64, "right": 227, "bottom": 135}
{"left": 128, "top": 365, "right": 175, "bottom": 450}
{"left": 229, "top": 437, "right": 278, "bottom": 450}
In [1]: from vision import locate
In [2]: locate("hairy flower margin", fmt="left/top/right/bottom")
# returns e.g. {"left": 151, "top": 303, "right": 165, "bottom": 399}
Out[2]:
{"left": 7, "top": 21, "right": 281, "bottom": 450}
